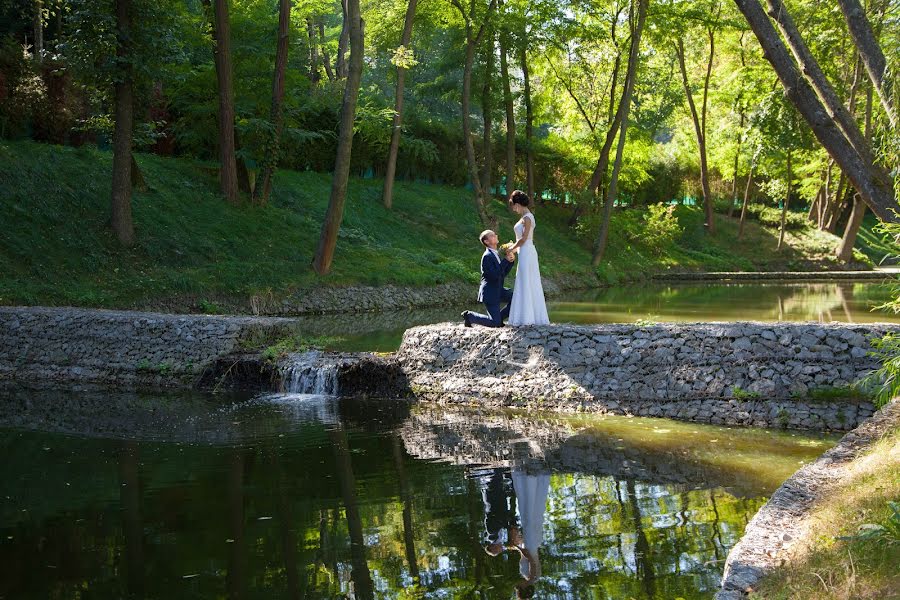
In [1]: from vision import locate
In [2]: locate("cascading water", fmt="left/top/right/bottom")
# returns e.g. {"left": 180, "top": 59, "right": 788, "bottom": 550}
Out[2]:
{"left": 280, "top": 351, "right": 339, "bottom": 395}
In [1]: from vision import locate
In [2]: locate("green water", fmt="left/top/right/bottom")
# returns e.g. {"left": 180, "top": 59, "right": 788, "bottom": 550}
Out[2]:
{"left": 289, "top": 281, "right": 899, "bottom": 352}
{"left": 0, "top": 388, "right": 838, "bottom": 599}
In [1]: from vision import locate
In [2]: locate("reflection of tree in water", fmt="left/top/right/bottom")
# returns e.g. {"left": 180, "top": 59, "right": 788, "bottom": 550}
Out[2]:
{"left": 1, "top": 397, "right": 834, "bottom": 600}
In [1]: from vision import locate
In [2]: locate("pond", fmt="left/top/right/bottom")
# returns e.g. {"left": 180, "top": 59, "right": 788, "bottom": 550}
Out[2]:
{"left": 0, "top": 387, "right": 838, "bottom": 599}
{"left": 298, "top": 281, "right": 900, "bottom": 352}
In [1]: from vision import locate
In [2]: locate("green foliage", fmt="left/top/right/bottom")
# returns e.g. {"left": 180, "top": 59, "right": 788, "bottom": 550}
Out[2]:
{"left": 731, "top": 386, "right": 760, "bottom": 400}
{"left": 743, "top": 203, "right": 810, "bottom": 231}
{"left": 806, "top": 385, "right": 871, "bottom": 403}
{"left": 838, "top": 502, "right": 900, "bottom": 547}
{"left": 261, "top": 334, "right": 346, "bottom": 362}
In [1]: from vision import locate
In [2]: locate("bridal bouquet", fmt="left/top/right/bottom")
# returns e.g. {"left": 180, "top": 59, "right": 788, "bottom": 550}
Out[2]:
{"left": 498, "top": 241, "right": 516, "bottom": 255}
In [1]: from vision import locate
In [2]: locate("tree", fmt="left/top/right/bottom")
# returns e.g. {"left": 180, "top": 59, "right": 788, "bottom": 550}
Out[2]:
{"left": 209, "top": 0, "right": 240, "bottom": 204}
{"left": 673, "top": 5, "right": 719, "bottom": 235}
{"left": 256, "top": 0, "right": 292, "bottom": 205}
{"left": 451, "top": 0, "right": 499, "bottom": 226}
{"left": 732, "top": 0, "right": 898, "bottom": 223}
{"left": 836, "top": 0, "right": 896, "bottom": 129}
{"left": 482, "top": 31, "right": 495, "bottom": 197}
{"left": 110, "top": 0, "right": 136, "bottom": 246}
{"left": 382, "top": 0, "right": 418, "bottom": 209}
{"left": 592, "top": 0, "right": 648, "bottom": 266}
{"left": 520, "top": 26, "right": 534, "bottom": 200}
{"left": 498, "top": 9, "right": 516, "bottom": 196}
{"left": 312, "top": 0, "right": 364, "bottom": 275}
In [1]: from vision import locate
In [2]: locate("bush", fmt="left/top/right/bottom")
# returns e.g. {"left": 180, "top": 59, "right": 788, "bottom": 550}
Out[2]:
{"left": 641, "top": 204, "right": 683, "bottom": 255}
{"left": 745, "top": 203, "right": 809, "bottom": 230}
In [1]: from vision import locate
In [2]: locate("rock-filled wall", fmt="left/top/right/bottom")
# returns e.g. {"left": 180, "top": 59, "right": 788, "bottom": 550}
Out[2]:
{"left": 396, "top": 322, "right": 900, "bottom": 430}
{"left": 0, "top": 307, "right": 302, "bottom": 387}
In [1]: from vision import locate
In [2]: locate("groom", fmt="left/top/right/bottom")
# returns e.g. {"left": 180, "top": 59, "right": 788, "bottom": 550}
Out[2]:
{"left": 462, "top": 230, "right": 515, "bottom": 328}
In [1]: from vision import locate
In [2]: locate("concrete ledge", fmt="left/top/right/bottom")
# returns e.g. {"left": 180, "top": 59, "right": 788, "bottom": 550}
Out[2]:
{"left": 715, "top": 400, "right": 900, "bottom": 598}
{"left": 652, "top": 270, "right": 896, "bottom": 282}
{"left": 396, "top": 322, "right": 899, "bottom": 430}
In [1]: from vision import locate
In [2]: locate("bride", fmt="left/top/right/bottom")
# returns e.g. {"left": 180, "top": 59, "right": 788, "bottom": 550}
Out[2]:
{"left": 507, "top": 190, "right": 550, "bottom": 326}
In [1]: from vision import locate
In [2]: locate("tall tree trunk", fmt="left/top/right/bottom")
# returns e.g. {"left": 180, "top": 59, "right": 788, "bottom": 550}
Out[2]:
{"left": 335, "top": 0, "right": 349, "bottom": 78}
{"left": 520, "top": 38, "right": 534, "bottom": 200}
{"left": 827, "top": 173, "right": 847, "bottom": 232}
{"left": 111, "top": 0, "right": 136, "bottom": 246}
{"left": 836, "top": 0, "right": 896, "bottom": 128}
{"left": 451, "top": 0, "right": 498, "bottom": 226}
{"left": 257, "top": 0, "right": 292, "bottom": 205}
{"left": 820, "top": 160, "right": 834, "bottom": 229}
{"left": 382, "top": 0, "right": 418, "bottom": 209}
{"left": 732, "top": 0, "right": 898, "bottom": 222}
{"left": 586, "top": 47, "right": 627, "bottom": 198}
{"left": 312, "top": 0, "right": 364, "bottom": 275}
{"left": 307, "top": 18, "right": 320, "bottom": 83}
{"left": 728, "top": 111, "right": 744, "bottom": 218}
{"left": 211, "top": 0, "right": 240, "bottom": 203}
{"left": 320, "top": 22, "right": 335, "bottom": 81}
{"left": 592, "top": 0, "right": 648, "bottom": 266}
{"left": 482, "top": 32, "right": 494, "bottom": 198}
{"left": 674, "top": 28, "right": 716, "bottom": 234}
{"left": 837, "top": 83, "right": 875, "bottom": 262}
{"left": 808, "top": 185, "right": 823, "bottom": 224}
{"left": 499, "top": 26, "right": 515, "bottom": 196}
{"left": 777, "top": 148, "right": 792, "bottom": 249}
{"left": 738, "top": 166, "right": 754, "bottom": 239}
{"left": 765, "top": 0, "right": 876, "bottom": 163}
{"left": 33, "top": 0, "right": 43, "bottom": 62}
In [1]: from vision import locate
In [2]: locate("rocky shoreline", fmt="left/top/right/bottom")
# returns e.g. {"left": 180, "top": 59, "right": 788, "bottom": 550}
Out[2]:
{"left": 715, "top": 400, "right": 900, "bottom": 599}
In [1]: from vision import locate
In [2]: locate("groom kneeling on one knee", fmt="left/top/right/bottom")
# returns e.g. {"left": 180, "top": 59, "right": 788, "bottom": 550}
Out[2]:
{"left": 462, "top": 230, "right": 515, "bottom": 328}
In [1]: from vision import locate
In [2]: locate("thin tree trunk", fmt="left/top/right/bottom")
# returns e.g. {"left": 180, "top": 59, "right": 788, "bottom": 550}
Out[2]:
{"left": 451, "top": 0, "right": 499, "bottom": 226}
{"left": 586, "top": 47, "right": 628, "bottom": 197}
{"left": 837, "top": 83, "right": 875, "bottom": 262}
{"left": 312, "top": 0, "right": 364, "bottom": 275}
{"left": 211, "top": 0, "right": 240, "bottom": 203}
{"left": 821, "top": 160, "right": 834, "bottom": 229}
{"left": 777, "top": 148, "right": 791, "bottom": 249}
{"left": 520, "top": 38, "right": 534, "bottom": 200}
{"left": 392, "top": 437, "right": 419, "bottom": 580}
{"left": 728, "top": 111, "right": 744, "bottom": 218}
{"left": 335, "top": 0, "right": 349, "bottom": 78}
{"left": 111, "top": 0, "right": 135, "bottom": 246}
{"left": 499, "top": 25, "right": 515, "bottom": 196}
{"left": 592, "top": 0, "right": 648, "bottom": 266}
{"left": 733, "top": 0, "right": 898, "bottom": 222}
{"left": 827, "top": 173, "right": 847, "bottom": 232}
{"left": 382, "top": 0, "right": 418, "bottom": 209}
{"left": 738, "top": 166, "right": 754, "bottom": 239}
{"left": 307, "top": 18, "right": 320, "bottom": 83}
{"left": 257, "top": 0, "right": 292, "bottom": 205}
{"left": 33, "top": 0, "right": 43, "bottom": 62}
{"left": 674, "top": 28, "right": 716, "bottom": 234}
{"left": 808, "top": 185, "right": 822, "bottom": 224}
{"left": 320, "top": 22, "right": 334, "bottom": 81}
{"left": 482, "top": 31, "right": 495, "bottom": 198}
{"left": 836, "top": 0, "right": 896, "bottom": 128}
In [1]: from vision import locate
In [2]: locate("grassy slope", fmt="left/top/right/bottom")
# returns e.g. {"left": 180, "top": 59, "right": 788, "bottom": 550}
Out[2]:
{"left": 751, "top": 427, "right": 900, "bottom": 600}
{"left": 0, "top": 140, "right": 881, "bottom": 310}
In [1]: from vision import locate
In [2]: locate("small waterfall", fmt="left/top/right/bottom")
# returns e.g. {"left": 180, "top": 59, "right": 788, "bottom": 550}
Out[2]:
{"left": 281, "top": 351, "right": 339, "bottom": 395}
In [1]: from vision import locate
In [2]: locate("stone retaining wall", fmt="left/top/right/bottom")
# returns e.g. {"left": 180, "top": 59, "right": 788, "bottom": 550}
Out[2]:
{"left": 0, "top": 306, "right": 302, "bottom": 387}
{"left": 396, "top": 322, "right": 899, "bottom": 430}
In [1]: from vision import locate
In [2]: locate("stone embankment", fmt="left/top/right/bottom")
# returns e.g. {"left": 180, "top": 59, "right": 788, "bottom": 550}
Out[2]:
{"left": 0, "top": 306, "right": 302, "bottom": 388}
{"left": 714, "top": 400, "right": 900, "bottom": 599}
{"left": 396, "top": 322, "right": 898, "bottom": 430}
{"left": 652, "top": 270, "right": 895, "bottom": 282}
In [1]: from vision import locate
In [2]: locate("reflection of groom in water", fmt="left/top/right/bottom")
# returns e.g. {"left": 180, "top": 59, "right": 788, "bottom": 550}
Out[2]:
{"left": 482, "top": 468, "right": 519, "bottom": 556}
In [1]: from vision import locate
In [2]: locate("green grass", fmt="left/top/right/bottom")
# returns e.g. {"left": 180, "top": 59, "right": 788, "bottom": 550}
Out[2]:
{"left": 0, "top": 140, "right": 863, "bottom": 311}
{"left": 855, "top": 212, "right": 900, "bottom": 266}
{"left": 751, "top": 428, "right": 900, "bottom": 599}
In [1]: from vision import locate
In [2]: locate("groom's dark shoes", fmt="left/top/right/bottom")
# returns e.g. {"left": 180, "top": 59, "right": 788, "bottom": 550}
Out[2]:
{"left": 461, "top": 311, "right": 473, "bottom": 327}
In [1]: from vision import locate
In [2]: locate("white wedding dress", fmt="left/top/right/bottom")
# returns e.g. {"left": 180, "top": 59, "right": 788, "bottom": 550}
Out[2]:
{"left": 509, "top": 212, "right": 550, "bottom": 326}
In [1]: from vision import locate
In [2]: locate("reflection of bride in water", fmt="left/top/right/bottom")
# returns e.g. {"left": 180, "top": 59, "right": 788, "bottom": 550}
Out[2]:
{"left": 478, "top": 467, "right": 550, "bottom": 598}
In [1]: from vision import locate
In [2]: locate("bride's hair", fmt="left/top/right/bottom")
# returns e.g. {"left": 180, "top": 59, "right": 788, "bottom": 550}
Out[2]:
{"left": 509, "top": 190, "right": 530, "bottom": 207}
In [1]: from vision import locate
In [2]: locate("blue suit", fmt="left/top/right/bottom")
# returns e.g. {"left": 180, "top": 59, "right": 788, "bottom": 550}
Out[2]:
{"left": 469, "top": 248, "right": 515, "bottom": 327}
